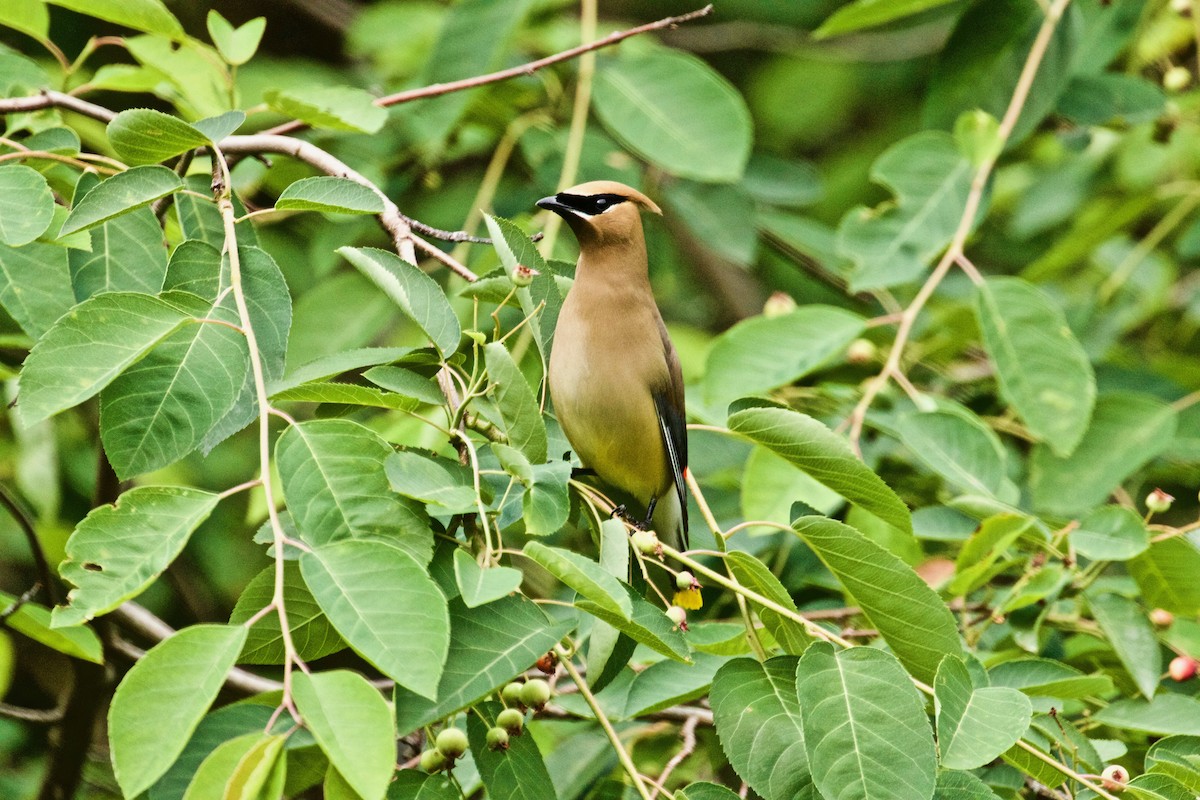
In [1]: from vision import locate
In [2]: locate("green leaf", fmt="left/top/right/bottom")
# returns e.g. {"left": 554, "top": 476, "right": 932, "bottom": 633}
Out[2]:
{"left": 835, "top": 132, "right": 973, "bottom": 291}
{"left": 68, "top": 172, "right": 168, "bottom": 300}
{"left": 524, "top": 541, "right": 631, "bottom": 621}
{"left": 484, "top": 342, "right": 548, "bottom": 464}
{"left": 622, "top": 652, "right": 726, "bottom": 718}
{"left": 292, "top": 670, "right": 395, "bottom": 800}
{"left": 664, "top": 181, "right": 758, "bottom": 265}
{"left": 1127, "top": 774, "right": 1196, "bottom": 800}
{"left": 206, "top": 11, "right": 265, "bottom": 66}
{"left": 150, "top": 704, "right": 275, "bottom": 800}
{"left": 52, "top": 486, "right": 219, "bottom": 627}
{"left": 0, "top": 164, "right": 54, "bottom": 246}
{"left": 814, "top": 0, "right": 960, "bottom": 38}
{"left": 974, "top": 277, "right": 1096, "bottom": 458}
{"left": 272, "top": 380, "right": 419, "bottom": 411}
{"left": 711, "top": 657, "right": 815, "bottom": 800}
{"left": 1146, "top": 735, "right": 1200, "bottom": 792}
{"left": 276, "top": 177, "right": 384, "bottom": 215}
{"left": 797, "top": 642, "right": 937, "bottom": 800}
{"left": 1095, "top": 696, "right": 1200, "bottom": 736}
{"left": 181, "top": 733, "right": 264, "bottom": 800}
{"left": 593, "top": 49, "right": 752, "bottom": 183}
{"left": 1089, "top": 592, "right": 1161, "bottom": 700}
{"left": 1029, "top": 392, "right": 1176, "bottom": 516}
{"left": 394, "top": 595, "right": 573, "bottom": 736}
{"left": 743, "top": 153, "right": 822, "bottom": 208}
{"left": 225, "top": 734, "right": 286, "bottom": 800}
{"left": 482, "top": 214, "right": 561, "bottom": 362}
{"left": 191, "top": 110, "right": 245, "bottom": 143}
{"left": 741, "top": 447, "right": 842, "bottom": 534}
{"left": 468, "top": 703, "right": 555, "bottom": 800}
{"left": 18, "top": 290, "right": 207, "bottom": 427}
{"left": 950, "top": 514, "right": 1034, "bottom": 596}
{"left": 0, "top": 590, "right": 102, "bottom": 663}
{"left": 386, "top": 771, "right": 458, "bottom": 800}
{"left": 729, "top": 406, "right": 912, "bottom": 533}
{"left": 0, "top": 240, "right": 74, "bottom": 338}
{"left": 894, "top": 409, "right": 1011, "bottom": 499}
{"left": 301, "top": 539, "right": 449, "bottom": 699}
{"left": 521, "top": 460, "right": 571, "bottom": 537}
{"left": 1072, "top": 505, "right": 1149, "bottom": 561}
{"left": 676, "top": 783, "right": 742, "bottom": 800}
{"left": 576, "top": 583, "right": 690, "bottom": 663}
{"left": 725, "top": 551, "right": 815, "bottom": 655}
{"left": 109, "top": 624, "right": 247, "bottom": 798}
{"left": 0, "top": 0, "right": 50, "bottom": 40}
{"left": 793, "top": 516, "right": 962, "bottom": 684}
{"left": 228, "top": 561, "right": 345, "bottom": 664}
{"left": 452, "top": 549, "right": 522, "bottom": 608}
{"left": 586, "top": 517, "right": 633, "bottom": 691}
{"left": 1057, "top": 73, "right": 1166, "bottom": 126}
{"left": 339, "top": 247, "right": 461, "bottom": 357}
{"left": 988, "top": 658, "right": 1114, "bottom": 700}
{"left": 265, "top": 87, "right": 387, "bottom": 134}
{"left": 703, "top": 306, "right": 865, "bottom": 411}
{"left": 385, "top": 450, "right": 479, "bottom": 514}
{"left": 46, "top": 0, "right": 182, "bottom": 38}
{"left": 934, "top": 655, "right": 1031, "bottom": 770}
{"left": 933, "top": 770, "right": 1003, "bottom": 800}
{"left": 60, "top": 165, "right": 183, "bottom": 235}
{"left": 1130, "top": 536, "right": 1200, "bottom": 615}
{"left": 277, "top": 419, "right": 432, "bottom": 566}
{"left": 106, "top": 110, "right": 209, "bottom": 166}
{"left": 363, "top": 365, "right": 446, "bottom": 405}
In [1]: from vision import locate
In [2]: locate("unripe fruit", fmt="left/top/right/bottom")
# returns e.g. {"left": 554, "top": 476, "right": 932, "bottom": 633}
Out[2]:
{"left": 436, "top": 727, "right": 469, "bottom": 760}
{"left": 631, "top": 529, "right": 660, "bottom": 555}
{"left": 501, "top": 681, "right": 524, "bottom": 706}
{"left": 1101, "top": 764, "right": 1129, "bottom": 791}
{"left": 666, "top": 605, "right": 688, "bottom": 631}
{"left": 763, "top": 291, "right": 797, "bottom": 318}
{"left": 846, "top": 338, "right": 877, "bottom": 365}
{"left": 1169, "top": 655, "right": 1197, "bottom": 681}
{"left": 464, "top": 329, "right": 488, "bottom": 346}
{"left": 1146, "top": 488, "right": 1174, "bottom": 514}
{"left": 511, "top": 264, "right": 538, "bottom": 287}
{"left": 497, "top": 707, "right": 524, "bottom": 735}
{"left": 520, "top": 678, "right": 551, "bottom": 710}
{"left": 420, "top": 748, "right": 447, "bottom": 773}
{"left": 1150, "top": 608, "right": 1174, "bottom": 627}
{"left": 1164, "top": 66, "right": 1193, "bottom": 92}
{"left": 676, "top": 571, "right": 700, "bottom": 591}
{"left": 486, "top": 726, "right": 510, "bottom": 751}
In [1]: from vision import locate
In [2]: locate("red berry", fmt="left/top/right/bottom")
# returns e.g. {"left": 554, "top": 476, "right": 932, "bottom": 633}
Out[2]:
{"left": 536, "top": 651, "right": 558, "bottom": 674}
{"left": 1149, "top": 608, "right": 1174, "bottom": 627}
{"left": 1169, "top": 655, "right": 1197, "bottom": 681}
{"left": 1101, "top": 764, "right": 1129, "bottom": 791}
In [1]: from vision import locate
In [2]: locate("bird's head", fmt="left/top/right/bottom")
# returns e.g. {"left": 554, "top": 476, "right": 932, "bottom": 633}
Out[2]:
{"left": 537, "top": 180, "right": 661, "bottom": 246}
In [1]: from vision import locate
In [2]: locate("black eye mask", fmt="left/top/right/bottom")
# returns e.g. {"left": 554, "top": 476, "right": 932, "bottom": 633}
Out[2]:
{"left": 552, "top": 192, "right": 628, "bottom": 216}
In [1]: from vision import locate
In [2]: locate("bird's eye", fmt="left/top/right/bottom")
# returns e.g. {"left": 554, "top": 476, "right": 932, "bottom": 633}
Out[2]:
{"left": 595, "top": 198, "right": 608, "bottom": 207}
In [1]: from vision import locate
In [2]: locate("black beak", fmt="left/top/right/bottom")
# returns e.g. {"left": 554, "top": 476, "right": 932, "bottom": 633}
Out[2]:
{"left": 537, "top": 195, "right": 569, "bottom": 217}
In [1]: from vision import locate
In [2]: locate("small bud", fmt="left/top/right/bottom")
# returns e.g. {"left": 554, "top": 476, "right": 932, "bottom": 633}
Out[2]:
{"left": 1150, "top": 608, "right": 1174, "bottom": 627}
{"left": 631, "top": 528, "right": 661, "bottom": 556}
{"left": 436, "top": 727, "right": 469, "bottom": 760}
{"left": 497, "top": 707, "right": 524, "bottom": 735}
{"left": 846, "top": 338, "right": 877, "bottom": 365}
{"left": 420, "top": 748, "right": 447, "bottom": 773}
{"left": 536, "top": 651, "right": 558, "bottom": 674}
{"left": 1164, "top": 66, "right": 1192, "bottom": 92}
{"left": 511, "top": 263, "right": 539, "bottom": 287}
{"left": 675, "top": 571, "right": 700, "bottom": 591}
{"left": 1146, "top": 488, "right": 1174, "bottom": 514}
{"left": 520, "top": 678, "right": 551, "bottom": 711}
{"left": 1100, "top": 764, "right": 1129, "bottom": 791}
{"left": 501, "top": 681, "right": 524, "bottom": 707}
{"left": 762, "top": 291, "right": 797, "bottom": 318}
{"left": 464, "top": 329, "right": 487, "bottom": 346}
{"left": 1169, "top": 655, "right": 1197, "bottom": 681}
{"left": 666, "top": 605, "right": 688, "bottom": 631}
{"left": 486, "top": 726, "right": 510, "bottom": 751}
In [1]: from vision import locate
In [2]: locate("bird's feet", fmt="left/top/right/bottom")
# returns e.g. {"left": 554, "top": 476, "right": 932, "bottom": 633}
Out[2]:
{"left": 611, "top": 505, "right": 653, "bottom": 530}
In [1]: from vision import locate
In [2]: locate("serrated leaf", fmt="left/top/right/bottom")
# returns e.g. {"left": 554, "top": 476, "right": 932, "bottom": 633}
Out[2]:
{"left": 482, "top": 214, "right": 561, "bottom": 361}
{"left": 729, "top": 406, "right": 911, "bottom": 533}
{"left": 935, "top": 655, "right": 1031, "bottom": 770}
{"left": 277, "top": 177, "right": 384, "bottom": 215}
{"left": 394, "top": 595, "right": 573, "bottom": 736}
{"left": 107, "top": 110, "right": 209, "bottom": 166}
{"left": 265, "top": 86, "right": 386, "bottom": 134}
{"left": 703, "top": 306, "right": 865, "bottom": 411}
{"left": 109, "top": 624, "right": 247, "bottom": 798}
{"left": 725, "top": 551, "right": 814, "bottom": 655}
{"left": 384, "top": 450, "right": 479, "bottom": 514}
{"left": 1072, "top": 505, "right": 1149, "bottom": 561}
{"left": 0, "top": 590, "right": 102, "bottom": 663}
{"left": 675, "top": 783, "right": 742, "bottom": 800}
{"left": 272, "top": 380, "right": 419, "bottom": 410}
{"left": 798, "top": 642, "right": 937, "bottom": 800}
{"left": 711, "top": 657, "right": 815, "bottom": 800}
{"left": 301, "top": 539, "right": 449, "bottom": 699}
{"left": 836, "top": 132, "right": 973, "bottom": 291}
{"left": 521, "top": 460, "right": 571, "bottom": 536}
{"left": 362, "top": 365, "right": 446, "bottom": 405}
{"left": 68, "top": 172, "right": 168, "bottom": 300}
{"left": 0, "top": 240, "right": 74, "bottom": 338}
{"left": 0, "top": 164, "right": 54, "bottom": 246}
{"left": 293, "top": 670, "right": 394, "bottom": 800}
{"left": 191, "top": 110, "right": 245, "bottom": 143}
{"left": 60, "top": 166, "right": 183, "bottom": 235}
{"left": 52, "top": 486, "right": 219, "bottom": 627}
{"left": 18, "top": 291, "right": 206, "bottom": 427}
{"left": 793, "top": 516, "right": 962, "bottom": 683}
{"left": 277, "top": 419, "right": 432, "bottom": 566}
{"left": 933, "top": 770, "right": 1003, "bottom": 800}
{"left": 468, "top": 702, "right": 555, "bottom": 800}
{"left": 228, "top": 561, "right": 345, "bottom": 664}
{"left": 525, "top": 541, "right": 631, "bottom": 621}
{"left": 988, "top": 658, "right": 1114, "bottom": 699}
{"left": 1089, "top": 592, "right": 1162, "bottom": 700}
{"left": 593, "top": 49, "right": 751, "bottom": 182}
{"left": 47, "top": 0, "right": 182, "bottom": 38}
{"left": 894, "top": 409, "right": 1010, "bottom": 499}
{"left": 1094, "top": 696, "right": 1200, "bottom": 735}
{"left": 974, "top": 277, "right": 1096, "bottom": 458}
{"left": 622, "top": 652, "right": 726, "bottom": 718}
{"left": 577, "top": 583, "right": 690, "bottom": 663}
{"left": 1146, "top": 736, "right": 1200, "bottom": 793}
{"left": 206, "top": 11, "right": 265, "bottom": 66}
{"left": 1130, "top": 537, "right": 1200, "bottom": 615}
{"left": 484, "top": 342, "right": 548, "bottom": 463}
{"left": 452, "top": 549, "right": 522, "bottom": 608}
{"left": 0, "top": 0, "right": 49, "bottom": 40}
{"left": 339, "top": 246, "right": 460, "bottom": 356}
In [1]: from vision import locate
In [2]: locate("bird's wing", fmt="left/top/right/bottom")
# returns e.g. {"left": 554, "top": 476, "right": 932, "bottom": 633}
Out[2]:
{"left": 652, "top": 319, "right": 688, "bottom": 547}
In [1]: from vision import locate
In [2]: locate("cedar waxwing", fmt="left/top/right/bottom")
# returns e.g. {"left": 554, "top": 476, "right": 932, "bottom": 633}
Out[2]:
{"left": 537, "top": 180, "right": 688, "bottom": 549}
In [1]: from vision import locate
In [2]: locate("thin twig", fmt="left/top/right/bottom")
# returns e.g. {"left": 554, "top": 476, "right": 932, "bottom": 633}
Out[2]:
{"left": 0, "top": 484, "right": 58, "bottom": 605}
{"left": 649, "top": 715, "right": 699, "bottom": 799}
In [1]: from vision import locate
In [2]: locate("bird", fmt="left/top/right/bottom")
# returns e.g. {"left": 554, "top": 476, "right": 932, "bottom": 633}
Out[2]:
{"left": 537, "top": 180, "right": 688, "bottom": 550}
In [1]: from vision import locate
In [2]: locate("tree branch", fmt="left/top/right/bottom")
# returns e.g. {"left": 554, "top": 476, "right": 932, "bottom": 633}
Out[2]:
{"left": 0, "top": 484, "right": 58, "bottom": 606}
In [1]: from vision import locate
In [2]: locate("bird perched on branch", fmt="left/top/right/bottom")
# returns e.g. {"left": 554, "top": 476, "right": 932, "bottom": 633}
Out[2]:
{"left": 537, "top": 180, "right": 688, "bottom": 550}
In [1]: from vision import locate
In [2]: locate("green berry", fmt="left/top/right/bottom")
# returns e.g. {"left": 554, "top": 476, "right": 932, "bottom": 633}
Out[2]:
{"left": 1146, "top": 488, "right": 1174, "bottom": 514}
{"left": 520, "top": 678, "right": 551, "bottom": 710}
{"left": 675, "top": 571, "right": 698, "bottom": 591}
{"left": 486, "top": 726, "right": 510, "bottom": 750}
{"left": 666, "top": 605, "right": 688, "bottom": 630}
{"left": 436, "top": 727, "right": 469, "bottom": 759}
{"left": 419, "top": 748, "right": 447, "bottom": 773}
{"left": 501, "top": 681, "right": 525, "bottom": 706}
{"left": 631, "top": 528, "right": 660, "bottom": 555}
{"left": 497, "top": 707, "right": 524, "bottom": 735}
